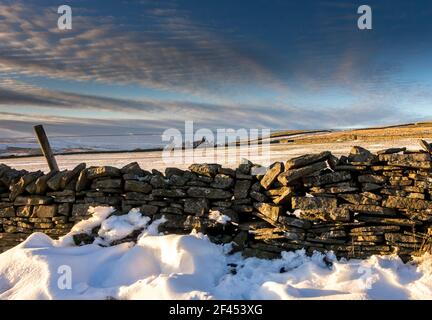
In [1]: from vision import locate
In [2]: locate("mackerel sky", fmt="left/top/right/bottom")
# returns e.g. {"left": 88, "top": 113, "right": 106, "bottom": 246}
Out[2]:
{"left": 0, "top": 0, "right": 432, "bottom": 138}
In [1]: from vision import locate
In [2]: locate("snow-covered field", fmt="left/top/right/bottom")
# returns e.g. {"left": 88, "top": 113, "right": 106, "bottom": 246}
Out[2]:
{"left": 1, "top": 207, "right": 432, "bottom": 300}
{"left": 1, "top": 138, "right": 424, "bottom": 172}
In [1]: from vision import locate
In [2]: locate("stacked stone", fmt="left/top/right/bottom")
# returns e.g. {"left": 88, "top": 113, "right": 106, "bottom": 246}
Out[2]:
{"left": 243, "top": 146, "right": 432, "bottom": 261}
{"left": 0, "top": 143, "right": 432, "bottom": 261}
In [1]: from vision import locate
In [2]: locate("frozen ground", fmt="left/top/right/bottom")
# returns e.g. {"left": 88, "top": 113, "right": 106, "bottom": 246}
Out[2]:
{"left": 1, "top": 137, "right": 424, "bottom": 173}
{"left": 0, "top": 207, "right": 431, "bottom": 300}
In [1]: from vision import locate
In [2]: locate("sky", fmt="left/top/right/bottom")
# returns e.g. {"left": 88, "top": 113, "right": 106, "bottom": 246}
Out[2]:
{"left": 1, "top": 0, "right": 432, "bottom": 139}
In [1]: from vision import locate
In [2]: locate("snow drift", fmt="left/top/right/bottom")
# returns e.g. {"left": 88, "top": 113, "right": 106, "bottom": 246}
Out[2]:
{"left": 0, "top": 207, "right": 432, "bottom": 300}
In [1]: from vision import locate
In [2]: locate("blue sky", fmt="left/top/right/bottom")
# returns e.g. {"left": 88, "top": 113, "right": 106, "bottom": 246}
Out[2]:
{"left": 0, "top": 0, "right": 432, "bottom": 137}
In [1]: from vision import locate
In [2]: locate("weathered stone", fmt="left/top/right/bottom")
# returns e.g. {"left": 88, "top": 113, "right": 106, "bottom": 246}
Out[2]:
{"left": 14, "top": 196, "right": 53, "bottom": 206}
{"left": 285, "top": 152, "right": 331, "bottom": 170}
{"left": 328, "top": 208, "right": 351, "bottom": 222}
{"left": 160, "top": 207, "right": 183, "bottom": 215}
{"left": 379, "top": 153, "right": 431, "bottom": 163}
{"left": 273, "top": 187, "right": 294, "bottom": 205}
{"left": 383, "top": 196, "right": 432, "bottom": 210}
{"left": 187, "top": 187, "right": 232, "bottom": 199}
{"left": 16, "top": 206, "right": 32, "bottom": 218}
{"left": 234, "top": 180, "right": 251, "bottom": 199}
{"left": 71, "top": 204, "right": 94, "bottom": 216}
{"left": 91, "top": 178, "right": 122, "bottom": 190}
{"left": 59, "top": 163, "right": 86, "bottom": 189}
{"left": 260, "top": 162, "right": 283, "bottom": 190}
{"left": 33, "top": 205, "right": 58, "bottom": 218}
{"left": 237, "top": 159, "right": 253, "bottom": 175}
{"left": 310, "top": 182, "right": 358, "bottom": 194}
{"left": 339, "top": 194, "right": 379, "bottom": 205}
{"left": 153, "top": 188, "right": 187, "bottom": 198}
{"left": 303, "top": 171, "right": 351, "bottom": 187}
{"left": 124, "top": 180, "right": 152, "bottom": 193}
{"left": 9, "top": 171, "right": 43, "bottom": 200}
{"left": 278, "top": 161, "right": 329, "bottom": 185}
{"left": 47, "top": 171, "right": 70, "bottom": 191}
{"left": 184, "top": 198, "right": 209, "bottom": 216}
{"left": 249, "top": 191, "right": 268, "bottom": 202}
{"left": 218, "top": 167, "right": 236, "bottom": 177}
{"left": 358, "top": 174, "right": 387, "bottom": 184}
{"left": 0, "top": 206, "right": 15, "bottom": 217}
{"left": 75, "top": 169, "right": 90, "bottom": 192}
{"left": 356, "top": 216, "right": 419, "bottom": 226}
{"left": 210, "top": 174, "right": 234, "bottom": 189}
{"left": 253, "top": 203, "right": 282, "bottom": 222}
{"left": 278, "top": 215, "right": 311, "bottom": 229}
{"left": 140, "top": 204, "right": 159, "bottom": 216}
{"left": 350, "top": 225, "right": 400, "bottom": 234}
{"left": 121, "top": 162, "right": 145, "bottom": 175}
{"left": 188, "top": 163, "right": 220, "bottom": 177}
{"left": 58, "top": 203, "right": 71, "bottom": 216}
{"left": 348, "top": 146, "right": 377, "bottom": 163}
{"left": 123, "top": 192, "right": 154, "bottom": 201}
{"left": 86, "top": 166, "right": 121, "bottom": 179}
{"left": 150, "top": 175, "right": 169, "bottom": 188}
{"left": 384, "top": 233, "right": 422, "bottom": 243}
{"left": 168, "top": 174, "right": 188, "bottom": 186}
{"left": 377, "top": 147, "right": 407, "bottom": 155}
{"left": 292, "top": 197, "right": 337, "bottom": 210}
{"left": 341, "top": 204, "right": 396, "bottom": 216}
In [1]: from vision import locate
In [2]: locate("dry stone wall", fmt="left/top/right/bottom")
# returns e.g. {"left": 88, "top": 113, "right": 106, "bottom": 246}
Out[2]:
{"left": 1, "top": 144, "right": 432, "bottom": 261}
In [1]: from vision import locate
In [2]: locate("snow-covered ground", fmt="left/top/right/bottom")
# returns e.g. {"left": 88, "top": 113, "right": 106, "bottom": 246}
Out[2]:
{"left": 1, "top": 137, "right": 424, "bottom": 172}
{"left": 1, "top": 207, "right": 432, "bottom": 300}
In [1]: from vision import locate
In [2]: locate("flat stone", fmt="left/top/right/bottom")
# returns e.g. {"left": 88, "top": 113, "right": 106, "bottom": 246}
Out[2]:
{"left": 86, "top": 166, "right": 121, "bottom": 179}
{"left": 303, "top": 171, "right": 351, "bottom": 187}
{"left": 383, "top": 196, "right": 432, "bottom": 210}
{"left": 124, "top": 180, "right": 152, "bottom": 193}
{"left": 278, "top": 161, "right": 329, "bottom": 186}
{"left": 249, "top": 191, "right": 268, "bottom": 202}
{"left": 260, "top": 162, "right": 283, "bottom": 189}
{"left": 187, "top": 187, "right": 232, "bottom": 199}
{"left": 71, "top": 204, "right": 94, "bottom": 216}
{"left": 0, "top": 206, "right": 15, "bottom": 217}
{"left": 292, "top": 196, "right": 337, "bottom": 210}
{"left": 14, "top": 196, "right": 53, "bottom": 206}
{"left": 273, "top": 187, "right": 294, "bottom": 205}
{"left": 253, "top": 203, "right": 282, "bottom": 222}
{"left": 184, "top": 198, "right": 209, "bottom": 216}
{"left": 188, "top": 163, "right": 220, "bottom": 177}
{"left": 341, "top": 204, "right": 396, "bottom": 216}
{"left": 285, "top": 152, "right": 331, "bottom": 170}
{"left": 278, "top": 215, "right": 311, "bottom": 229}
{"left": 33, "top": 205, "right": 58, "bottom": 218}
{"left": 348, "top": 146, "right": 377, "bottom": 163}
{"left": 75, "top": 169, "right": 90, "bottom": 192}
{"left": 92, "top": 179, "right": 122, "bottom": 190}
{"left": 339, "top": 194, "right": 379, "bottom": 205}
{"left": 210, "top": 174, "right": 234, "bottom": 189}
{"left": 153, "top": 188, "right": 187, "bottom": 198}
{"left": 358, "top": 174, "right": 387, "bottom": 184}
{"left": 234, "top": 180, "right": 251, "bottom": 199}
{"left": 60, "top": 163, "right": 86, "bottom": 189}
{"left": 350, "top": 225, "right": 400, "bottom": 234}
{"left": 122, "top": 162, "right": 145, "bottom": 175}
{"left": 47, "top": 171, "right": 69, "bottom": 191}
{"left": 379, "top": 153, "right": 431, "bottom": 163}
{"left": 140, "top": 204, "right": 159, "bottom": 216}
{"left": 16, "top": 206, "right": 32, "bottom": 217}
{"left": 384, "top": 233, "right": 422, "bottom": 243}
{"left": 377, "top": 147, "right": 406, "bottom": 155}
{"left": 9, "top": 171, "right": 43, "bottom": 200}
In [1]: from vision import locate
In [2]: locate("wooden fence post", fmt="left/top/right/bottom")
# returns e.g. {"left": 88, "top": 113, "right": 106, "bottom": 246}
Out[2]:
{"left": 33, "top": 125, "right": 59, "bottom": 172}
